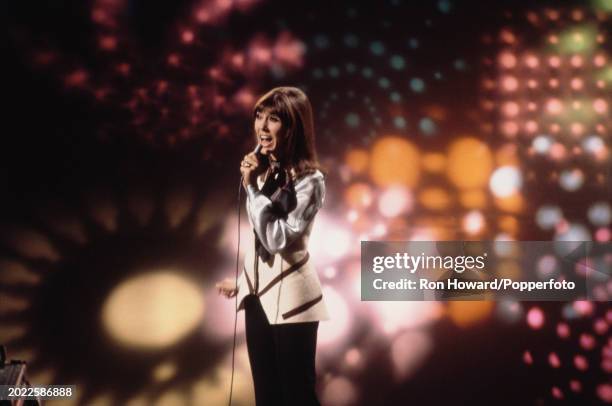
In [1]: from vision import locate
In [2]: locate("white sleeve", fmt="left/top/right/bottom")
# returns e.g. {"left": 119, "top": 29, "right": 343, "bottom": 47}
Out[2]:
{"left": 245, "top": 172, "right": 325, "bottom": 255}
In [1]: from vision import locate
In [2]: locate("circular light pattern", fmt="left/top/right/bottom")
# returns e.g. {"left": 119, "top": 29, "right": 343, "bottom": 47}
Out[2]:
{"left": 437, "top": 0, "right": 452, "bottom": 13}
{"left": 462, "top": 210, "right": 485, "bottom": 234}
{"left": 391, "top": 331, "right": 433, "bottom": 380}
{"left": 390, "top": 55, "right": 406, "bottom": 70}
{"left": 546, "top": 98, "right": 564, "bottom": 114}
{"left": 345, "top": 183, "right": 374, "bottom": 209}
{"left": 410, "top": 77, "right": 426, "bottom": 93}
{"left": 588, "top": 202, "right": 612, "bottom": 226}
{"left": 419, "top": 117, "right": 437, "bottom": 135}
{"left": 447, "top": 137, "right": 493, "bottom": 189}
{"left": 345, "top": 113, "right": 361, "bottom": 128}
{"left": 501, "top": 75, "right": 518, "bottom": 91}
{"left": 499, "top": 51, "right": 517, "bottom": 68}
{"left": 532, "top": 135, "right": 553, "bottom": 154}
{"left": 559, "top": 168, "right": 585, "bottom": 192}
{"left": 555, "top": 223, "right": 591, "bottom": 242}
{"left": 535, "top": 205, "right": 563, "bottom": 230}
{"left": 582, "top": 135, "right": 605, "bottom": 155}
{"left": 378, "top": 186, "right": 413, "bottom": 218}
{"left": 527, "top": 307, "right": 545, "bottom": 329}
{"left": 369, "top": 137, "right": 420, "bottom": 187}
{"left": 321, "top": 376, "right": 358, "bottom": 406}
{"left": 489, "top": 166, "right": 522, "bottom": 197}
{"left": 309, "top": 215, "right": 351, "bottom": 263}
{"left": 370, "top": 41, "right": 385, "bottom": 55}
{"left": 102, "top": 272, "right": 205, "bottom": 349}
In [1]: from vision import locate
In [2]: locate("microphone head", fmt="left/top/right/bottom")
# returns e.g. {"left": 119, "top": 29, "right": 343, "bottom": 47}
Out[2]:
{"left": 254, "top": 143, "right": 263, "bottom": 155}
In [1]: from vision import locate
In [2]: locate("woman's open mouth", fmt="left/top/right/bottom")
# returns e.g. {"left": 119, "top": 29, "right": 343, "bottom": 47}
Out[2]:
{"left": 260, "top": 135, "right": 273, "bottom": 147}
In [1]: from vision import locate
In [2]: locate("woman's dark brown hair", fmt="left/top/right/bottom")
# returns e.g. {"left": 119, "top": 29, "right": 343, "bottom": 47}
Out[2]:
{"left": 253, "top": 87, "right": 323, "bottom": 179}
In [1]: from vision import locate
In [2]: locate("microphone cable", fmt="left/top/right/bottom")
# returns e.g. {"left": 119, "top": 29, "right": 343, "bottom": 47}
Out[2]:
{"left": 228, "top": 175, "right": 243, "bottom": 406}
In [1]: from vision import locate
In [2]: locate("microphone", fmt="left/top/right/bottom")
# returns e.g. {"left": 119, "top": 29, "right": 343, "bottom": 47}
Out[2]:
{"left": 254, "top": 143, "right": 263, "bottom": 156}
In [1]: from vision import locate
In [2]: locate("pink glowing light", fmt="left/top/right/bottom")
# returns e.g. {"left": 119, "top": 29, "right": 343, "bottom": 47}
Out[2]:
{"left": 321, "top": 376, "right": 358, "bottom": 406}
{"left": 501, "top": 121, "right": 519, "bottom": 137}
{"left": 596, "top": 228, "right": 611, "bottom": 242}
{"left": 501, "top": 76, "right": 518, "bottom": 91}
{"left": 525, "top": 54, "right": 539, "bottom": 68}
{"left": 167, "top": 53, "right": 180, "bottom": 67}
{"left": 499, "top": 52, "right": 517, "bottom": 68}
{"left": 570, "top": 77, "right": 583, "bottom": 90}
{"left": 570, "top": 380, "right": 582, "bottom": 392}
{"left": 527, "top": 79, "right": 538, "bottom": 89}
{"left": 548, "top": 55, "right": 561, "bottom": 68}
{"left": 574, "top": 354, "right": 588, "bottom": 371}
{"left": 248, "top": 38, "right": 273, "bottom": 66}
{"left": 594, "top": 99, "right": 608, "bottom": 114}
{"left": 579, "top": 333, "right": 596, "bottom": 350}
{"left": 181, "top": 30, "right": 195, "bottom": 44}
{"left": 557, "top": 322, "right": 570, "bottom": 339}
{"left": 273, "top": 31, "right": 305, "bottom": 68}
{"left": 546, "top": 99, "right": 563, "bottom": 115}
{"left": 597, "top": 384, "right": 612, "bottom": 403}
{"left": 548, "top": 352, "right": 561, "bottom": 368}
{"left": 391, "top": 331, "right": 433, "bottom": 381}
{"left": 378, "top": 187, "right": 413, "bottom": 218}
{"left": 64, "top": 69, "right": 88, "bottom": 87}
{"left": 344, "top": 348, "right": 362, "bottom": 369}
{"left": 525, "top": 120, "right": 538, "bottom": 133}
{"left": 523, "top": 350, "right": 533, "bottom": 365}
{"left": 594, "top": 54, "right": 606, "bottom": 67}
{"left": 570, "top": 122, "right": 584, "bottom": 136}
{"left": 99, "top": 36, "right": 117, "bottom": 50}
{"left": 462, "top": 210, "right": 485, "bottom": 235}
{"left": 527, "top": 307, "right": 544, "bottom": 329}
{"left": 502, "top": 101, "right": 519, "bottom": 117}
{"left": 573, "top": 300, "right": 594, "bottom": 317}
{"left": 570, "top": 55, "right": 583, "bottom": 67}
{"left": 551, "top": 386, "right": 563, "bottom": 399}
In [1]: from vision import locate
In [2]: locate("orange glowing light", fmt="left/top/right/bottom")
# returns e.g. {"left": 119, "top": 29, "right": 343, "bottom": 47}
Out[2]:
{"left": 499, "top": 216, "right": 519, "bottom": 235}
{"left": 446, "top": 138, "right": 493, "bottom": 189}
{"left": 459, "top": 190, "right": 487, "bottom": 209}
{"left": 419, "top": 188, "right": 451, "bottom": 210}
{"left": 447, "top": 301, "right": 494, "bottom": 327}
{"left": 344, "top": 183, "right": 374, "bottom": 209}
{"left": 495, "top": 144, "right": 520, "bottom": 165}
{"left": 495, "top": 194, "right": 524, "bottom": 213}
{"left": 369, "top": 137, "right": 420, "bottom": 187}
{"left": 345, "top": 149, "right": 370, "bottom": 175}
{"left": 422, "top": 153, "right": 446, "bottom": 173}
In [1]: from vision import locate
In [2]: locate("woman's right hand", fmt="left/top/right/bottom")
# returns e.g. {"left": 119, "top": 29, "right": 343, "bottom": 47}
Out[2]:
{"left": 215, "top": 278, "right": 238, "bottom": 298}
{"left": 240, "top": 152, "right": 260, "bottom": 188}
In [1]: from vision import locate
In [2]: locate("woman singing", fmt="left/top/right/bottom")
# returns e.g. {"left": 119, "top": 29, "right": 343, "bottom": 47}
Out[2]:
{"left": 216, "top": 87, "right": 328, "bottom": 406}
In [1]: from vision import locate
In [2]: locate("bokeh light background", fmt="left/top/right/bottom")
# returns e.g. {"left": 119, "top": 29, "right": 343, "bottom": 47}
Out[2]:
{"left": 1, "top": 0, "right": 611, "bottom": 405}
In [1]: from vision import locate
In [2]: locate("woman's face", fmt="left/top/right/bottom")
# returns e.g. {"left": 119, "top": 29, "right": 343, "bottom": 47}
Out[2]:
{"left": 254, "top": 107, "right": 285, "bottom": 160}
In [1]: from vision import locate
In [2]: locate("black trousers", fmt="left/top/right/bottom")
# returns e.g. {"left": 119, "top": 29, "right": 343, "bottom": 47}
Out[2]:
{"left": 244, "top": 294, "right": 321, "bottom": 406}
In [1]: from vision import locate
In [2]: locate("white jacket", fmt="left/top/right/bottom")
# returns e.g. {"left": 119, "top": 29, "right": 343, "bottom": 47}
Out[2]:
{"left": 236, "top": 170, "right": 329, "bottom": 324}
